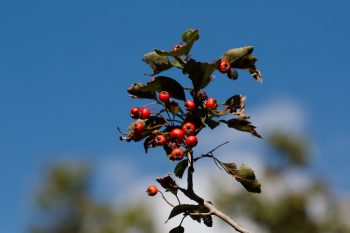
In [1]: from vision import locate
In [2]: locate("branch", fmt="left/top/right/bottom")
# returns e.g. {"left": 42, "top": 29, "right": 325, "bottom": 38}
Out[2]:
{"left": 159, "top": 191, "right": 175, "bottom": 208}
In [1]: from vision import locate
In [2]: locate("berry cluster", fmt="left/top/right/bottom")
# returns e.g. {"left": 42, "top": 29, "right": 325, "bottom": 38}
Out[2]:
{"left": 120, "top": 28, "right": 263, "bottom": 233}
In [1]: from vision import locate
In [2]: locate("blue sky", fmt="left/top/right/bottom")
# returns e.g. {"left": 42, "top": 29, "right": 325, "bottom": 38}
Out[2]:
{"left": 1, "top": 0, "right": 350, "bottom": 232}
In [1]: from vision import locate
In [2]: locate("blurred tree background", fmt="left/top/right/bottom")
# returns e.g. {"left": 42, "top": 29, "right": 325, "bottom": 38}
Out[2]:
{"left": 29, "top": 132, "right": 350, "bottom": 233}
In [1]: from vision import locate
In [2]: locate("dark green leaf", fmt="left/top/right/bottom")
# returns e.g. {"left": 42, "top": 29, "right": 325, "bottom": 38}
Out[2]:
{"left": 143, "top": 51, "right": 173, "bottom": 75}
{"left": 222, "top": 163, "right": 261, "bottom": 193}
{"left": 183, "top": 59, "right": 216, "bottom": 90}
{"left": 205, "top": 118, "right": 220, "bottom": 129}
{"left": 174, "top": 160, "right": 188, "bottom": 179}
{"left": 127, "top": 83, "right": 156, "bottom": 99}
{"left": 128, "top": 77, "right": 186, "bottom": 101}
{"left": 221, "top": 118, "right": 262, "bottom": 138}
{"left": 168, "top": 204, "right": 199, "bottom": 221}
{"left": 169, "top": 226, "right": 185, "bottom": 233}
{"left": 147, "top": 77, "right": 186, "bottom": 101}
{"left": 203, "top": 215, "right": 213, "bottom": 227}
{"left": 155, "top": 29, "right": 199, "bottom": 57}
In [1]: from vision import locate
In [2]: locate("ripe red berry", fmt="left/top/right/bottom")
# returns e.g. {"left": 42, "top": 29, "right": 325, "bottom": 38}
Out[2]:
{"left": 170, "top": 128, "right": 184, "bottom": 142}
{"left": 184, "top": 100, "right": 196, "bottom": 111}
{"left": 155, "top": 134, "right": 167, "bottom": 146}
{"left": 158, "top": 91, "right": 170, "bottom": 103}
{"left": 171, "top": 148, "right": 185, "bottom": 160}
{"left": 182, "top": 122, "right": 196, "bottom": 136}
{"left": 172, "top": 44, "right": 183, "bottom": 51}
{"left": 185, "top": 135, "right": 198, "bottom": 147}
{"left": 218, "top": 60, "right": 231, "bottom": 73}
{"left": 205, "top": 98, "right": 218, "bottom": 110}
{"left": 139, "top": 108, "right": 151, "bottom": 119}
{"left": 146, "top": 185, "right": 158, "bottom": 196}
{"left": 130, "top": 107, "right": 140, "bottom": 119}
{"left": 132, "top": 121, "right": 144, "bottom": 133}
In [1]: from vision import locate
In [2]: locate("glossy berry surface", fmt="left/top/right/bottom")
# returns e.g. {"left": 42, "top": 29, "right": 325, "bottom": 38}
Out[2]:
{"left": 218, "top": 60, "right": 231, "bottom": 73}
{"left": 155, "top": 134, "right": 167, "bottom": 146}
{"left": 184, "top": 100, "right": 196, "bottom": 111}
{"left": 172, "top": 44, "right": 183, "bottom": 51}
{"left": 182, "top": 122, "right": 196, "bottom": 136}
{"left": 206, "top": 98, "right": 218, "bottom": 110}
{"left": 132, "top": 121, "right": 144, "bottom": 133}
{"left": 139, "top": 108, "right": 151, "bottom": 119}
{"left": 171, "top": 148, "right": 185, "bottom": 160}
{"left": 130, "top": 107, "right": 140, "bottom": 119}
{"left": 158, "top": 91, "right": 170, "bottom": 102}
{"left": 170, "top": 128, "right": 184, "bottom": 142}
{"left": 146, "top": 185, "right": 158, "bottom": 196}
{"left": 185, "top": 135, "right": 198, "bottom": 147}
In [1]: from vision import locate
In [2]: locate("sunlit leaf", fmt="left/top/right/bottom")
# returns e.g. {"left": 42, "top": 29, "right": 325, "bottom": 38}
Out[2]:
{"left": 222, "top": 163, "right": 261, "bottom": 193}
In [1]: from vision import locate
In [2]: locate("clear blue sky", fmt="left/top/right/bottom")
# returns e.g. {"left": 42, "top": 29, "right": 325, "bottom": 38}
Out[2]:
{"left": 1, "top": 0, "right": 350, "bottom": 232}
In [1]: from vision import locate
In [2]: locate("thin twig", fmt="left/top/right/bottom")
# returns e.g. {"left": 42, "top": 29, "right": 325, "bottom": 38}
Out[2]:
{"left": 159, "top": 191, "right": 175, "bottom": 208}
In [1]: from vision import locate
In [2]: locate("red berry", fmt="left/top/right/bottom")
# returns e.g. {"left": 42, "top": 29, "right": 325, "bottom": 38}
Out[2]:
{"left": 182, "top": 122, "right": 196, "bottom": 136}
{"left": 184, "top": 100, "right": 196, "bottom": 111}
{"left": 158, "top": 91, "right": 170, "bottom": 103}
{"left": 185, "top": 135, "right": 198, "bottom": 147}
{"left": 146, "top": 185, "right": 158, "bottom": 196}
{"left": 171, "top": 148, "right": 185, "bottom": 160}
{"left": 218, "top": 60, "right": 231, "bottom": 73}
{"left": 132, "top": 121, "right": 144, "bottom": 133}
{"left": 150, "top": 77, "right": 156, "bottom": 82}
{"left": 139, "top": 108, "right": 151, "bottom": 119}
{"left": 170, "top": 128, "right": 184, "bottom": 142}
{"left": 130, "top": 107, "right": 140, "bottom": 119}
{"left": 155, "top": 134, "right": 167, "bottom": 146}
{"left": 172, "top": 44, "right": 183, "bottom": 51}
{"left": 205, "top": 98, "right": 217, "bottom": 110}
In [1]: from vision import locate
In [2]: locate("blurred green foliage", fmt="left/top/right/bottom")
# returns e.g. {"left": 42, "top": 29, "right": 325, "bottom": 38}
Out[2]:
{"left": 213, "top": 132, "right": 350, "bottom": 233}
{"left": 29, "top": 163, "right": 157, "bottom": 233}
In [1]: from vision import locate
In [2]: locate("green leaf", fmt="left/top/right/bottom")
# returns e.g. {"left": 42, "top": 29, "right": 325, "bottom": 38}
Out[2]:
{"left": 205, "top": 118, "right": 220, "bottom": 129}
{"left": 183, "top": 59, "right": 217, "bottom": 90}
{"left": 127, "top": 83, "right": 156, "bottom": 99}
{"left": 221, "top": 46, "right": 263, "bottom": 83}
{"left": 222, "top": 163, "right": 261, "bottom": 193}
{"left": 169, "top": 226, "right": 185, "bottom": 233}
{"left": 221, "top": 118, "right": 262, "bottom": 138}
{"left": 182, "top": 28, "right": 199, "bottom": 43}
{"left": 155, "top": 29, "right": 200, "bottom": 57}
{"left": 174, "top": 160, "right": 188, "bottom": 179}
{"left": 128, "top": 77, "right": 186, "bottom": 101}
{"left": 148, "top": 77, "right": 186, "bottom": 101}
{"left": 167, "top": 204, "right": 199, "bottom": 221}
{"left": 143, "top": 51, "right": 173, "bottom": 75}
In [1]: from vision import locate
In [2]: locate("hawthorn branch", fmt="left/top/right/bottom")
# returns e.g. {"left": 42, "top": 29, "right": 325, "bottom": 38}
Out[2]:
{"left": 159, "top": 191, "right": 175, "bottom": 208}
{"left": 177, "top": 141, "right": 251, "bottom": 233}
